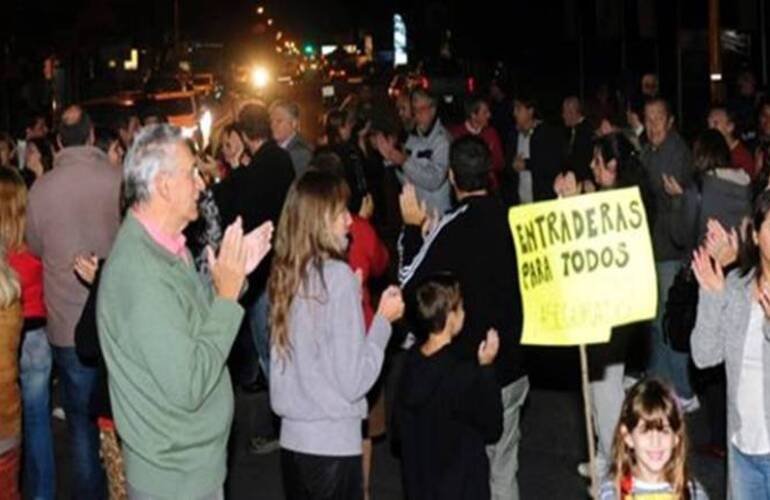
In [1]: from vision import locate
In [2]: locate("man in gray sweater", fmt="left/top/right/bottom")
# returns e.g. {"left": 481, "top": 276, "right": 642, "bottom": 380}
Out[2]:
{"left": 640, "top": 97, "right": 698, "bottom": 410}
{"left": 376, "top": 89, "right": 452, "bottom": 216}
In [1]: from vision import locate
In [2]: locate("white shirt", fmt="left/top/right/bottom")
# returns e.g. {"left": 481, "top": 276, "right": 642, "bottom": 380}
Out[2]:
{"left": 516, "top": 129, "right": 531, "bottom": 160}
{"left": 516, "top": 126, "right": 534, "bottom": 204}
{"left": 279, "top": 133, "right": 296, "bottom": 150}
{"left": 733, "top": 302, "right": 770, "bottom": 454}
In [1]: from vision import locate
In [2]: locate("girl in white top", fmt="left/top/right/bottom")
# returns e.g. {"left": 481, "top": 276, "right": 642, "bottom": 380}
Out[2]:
{"left": 599, "top": 378, "right": 707, "bottom": 499}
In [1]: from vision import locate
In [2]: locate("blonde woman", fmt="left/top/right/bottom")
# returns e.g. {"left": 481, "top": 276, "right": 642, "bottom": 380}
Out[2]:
{"left": 0, "top": 244, "right": 24, "bottom": 499}
{"left": 268, "top": 170, "right": 404, "bottom": 499}
{"left": 0, "top": 168, "right": 52, "bottom": 498}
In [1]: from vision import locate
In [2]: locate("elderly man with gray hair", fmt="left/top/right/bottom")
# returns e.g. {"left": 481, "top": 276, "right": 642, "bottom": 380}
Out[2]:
{"left": 97, "top": 125, "right": 273, "bottom": 499}
{"left": 269, "top": 99, "right": 313, "bottom": 177}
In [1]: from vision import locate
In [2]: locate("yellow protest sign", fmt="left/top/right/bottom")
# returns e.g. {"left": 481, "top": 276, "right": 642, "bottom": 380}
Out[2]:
{"left": 508, "top": 187, "right": 657, "bottom": 346}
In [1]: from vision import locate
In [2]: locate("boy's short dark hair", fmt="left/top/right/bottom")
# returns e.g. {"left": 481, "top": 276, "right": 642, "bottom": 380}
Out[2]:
{"left": 415, "top": 273, "right": 463, "bottom": 335}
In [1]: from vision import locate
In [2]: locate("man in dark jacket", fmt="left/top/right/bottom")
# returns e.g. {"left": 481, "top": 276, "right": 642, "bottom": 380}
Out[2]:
{"left": 399, "top": 135, "right": 528, "bottom": 500}
{"left": 562, "top": 96, "right": 594, "bottom": 184}
{"left": 501, "top": 96, "right": 565, "bottom": 205}
{"left": 639, "top": 97, "right": 698, "bottom": 411}
{"left": 213, "top": 103, "right": 294, "bottom": 452}
{"left": 215, "top": 103, "right": 294, "bottom": 305}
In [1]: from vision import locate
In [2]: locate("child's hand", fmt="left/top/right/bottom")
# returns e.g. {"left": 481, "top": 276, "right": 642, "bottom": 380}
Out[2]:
{"left": 477, "top": 329, "right": 500, "bottom": 366}
{"left": 73, "top": 254, "right": 99, "bottom": 286}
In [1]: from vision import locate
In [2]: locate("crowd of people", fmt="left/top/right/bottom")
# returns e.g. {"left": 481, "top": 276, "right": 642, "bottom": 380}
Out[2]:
{"left": 1, "top": 67, "right": 770, "bottom": 500}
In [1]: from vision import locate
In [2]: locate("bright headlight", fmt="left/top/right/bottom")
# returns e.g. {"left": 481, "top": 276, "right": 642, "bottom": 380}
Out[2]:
{"left": 251, "top": 67, "right": 270, "bottom": 88}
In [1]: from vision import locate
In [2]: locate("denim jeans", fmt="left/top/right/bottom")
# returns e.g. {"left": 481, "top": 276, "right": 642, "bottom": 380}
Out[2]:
{"left": 730, "top": 444, "right": 770, "bottom": 500}
{"left": 52, "top": 346, "right": 106, "bottom": 499}
{"left": 249, "top": 289, "right": 271, "bottom": 382}
{"left": 486, "top": 376, "right": 530, "bottom": 500}
{"left": 648, "top": 260, "right": 694, "bottom": 399}
{"left": 19, "top": 328, "right": 55, "bottom": 500}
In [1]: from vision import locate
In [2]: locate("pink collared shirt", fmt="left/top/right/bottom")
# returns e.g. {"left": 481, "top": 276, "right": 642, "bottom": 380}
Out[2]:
{"left": 132, "top": 210, "right": 190, "bottom": 263}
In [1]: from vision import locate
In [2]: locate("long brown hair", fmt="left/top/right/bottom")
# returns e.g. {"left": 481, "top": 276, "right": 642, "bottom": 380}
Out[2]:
{"left": 268, "top": 170, "right": 350, "bottom": 359}
{"left": 0, "top": 167, "right": 28, "bottom": 251}
{"left": 609, "top": 378, "right": 690, "bottom": 499}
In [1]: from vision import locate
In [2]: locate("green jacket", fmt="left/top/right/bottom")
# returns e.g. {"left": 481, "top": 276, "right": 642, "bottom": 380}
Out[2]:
{"left": 97, "top": 213, "right": 244, "bottom": 498}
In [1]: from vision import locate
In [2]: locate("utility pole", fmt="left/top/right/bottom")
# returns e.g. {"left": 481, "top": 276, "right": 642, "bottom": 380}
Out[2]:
{"left": 708, "top": 0, "right": 724, "bottom": 103}
{"left": 761, "top": 0, "right": 768, "bottom": 86}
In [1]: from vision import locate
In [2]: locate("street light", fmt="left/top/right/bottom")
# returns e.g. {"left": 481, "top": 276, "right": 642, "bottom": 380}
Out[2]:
{"left": 251, "top": 66, "right": 270, "bottom": 89}
{"left": 257, "top": 6, "right": 264, "bottom": 14}
{"left": 267, "top": 18, "right": 274, "bottom": 26}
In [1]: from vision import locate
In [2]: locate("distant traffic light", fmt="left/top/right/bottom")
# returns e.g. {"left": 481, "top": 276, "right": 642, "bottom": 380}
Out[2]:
{"left": 303, "top": 44, "right": 315, "bottom": 56}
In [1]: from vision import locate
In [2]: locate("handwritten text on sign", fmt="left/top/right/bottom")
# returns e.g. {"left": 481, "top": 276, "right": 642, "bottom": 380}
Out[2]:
{"left": 508, "top": 187, "right": 657, "bottom": 346}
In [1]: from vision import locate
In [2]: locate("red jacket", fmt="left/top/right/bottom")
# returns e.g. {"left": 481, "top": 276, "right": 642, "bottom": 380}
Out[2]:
{"left": 8, "top": 248, "right": 45, "bottom": 320}
{"left": 348, "top": 216, "right": 389, "bottom": 328}
{"left": 731, "top": 142, "right": 756, "bottom": 179}
{"left": 449, "top": 122, "right": 505, "bottom": 188}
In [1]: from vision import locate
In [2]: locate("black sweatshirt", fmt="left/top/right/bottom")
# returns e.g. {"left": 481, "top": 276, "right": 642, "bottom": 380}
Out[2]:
{"left": 398, "top": 194, "right": 526, "bottom": 386}
{"left": 397, "top": 345, "right": 502, "bottom": 500}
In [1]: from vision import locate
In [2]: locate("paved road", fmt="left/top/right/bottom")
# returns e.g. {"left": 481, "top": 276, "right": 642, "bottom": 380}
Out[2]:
{"left": 51, "top": 380, "right": 726, "bottom": 499}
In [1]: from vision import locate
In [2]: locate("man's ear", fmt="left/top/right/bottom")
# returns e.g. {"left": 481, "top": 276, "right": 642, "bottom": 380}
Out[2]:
{"left": 154, "top": 173, "right": 172, "bottom": 203}
{"left": 448, "top": 168, "right": 456, "bottom": 188}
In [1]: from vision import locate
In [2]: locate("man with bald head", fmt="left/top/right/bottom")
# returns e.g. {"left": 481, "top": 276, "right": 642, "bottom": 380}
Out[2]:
{"left": 562, "top": 96, "right": 594, "bottom": 185}
{"left": 26, "top": 105, "right": 122, "bottom": 498}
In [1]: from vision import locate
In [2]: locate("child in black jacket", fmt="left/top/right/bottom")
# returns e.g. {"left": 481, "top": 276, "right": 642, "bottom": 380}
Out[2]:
{"left": 397, "top": 273, "right": 503, "bottom": 500}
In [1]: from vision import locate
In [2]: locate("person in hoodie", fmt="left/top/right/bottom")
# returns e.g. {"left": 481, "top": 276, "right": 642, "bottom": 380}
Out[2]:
{"left": 667, "top": 129, "right": 752, "bottom": 254}
{"left": 398, "top": 135, "right": 527, "bottom": 500}
{"left": 397, "top": 273, "right": 502, "bottom": 500}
